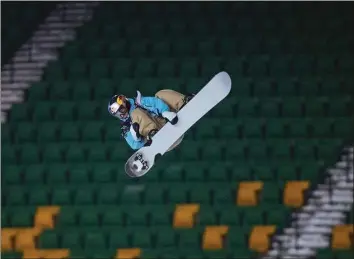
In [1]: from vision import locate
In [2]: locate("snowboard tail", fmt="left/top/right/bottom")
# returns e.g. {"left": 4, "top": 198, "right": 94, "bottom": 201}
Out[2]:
{"left": 125, "top": 71, "right": 232, "bottom": 178}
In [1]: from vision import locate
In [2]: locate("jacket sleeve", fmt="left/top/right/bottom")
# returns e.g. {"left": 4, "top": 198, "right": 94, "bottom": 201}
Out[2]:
{"left": 140, "top": 97, "right": 170, "bottom": 115}
{"left": 124, "top": 131, "right": 146, "bottom": 150}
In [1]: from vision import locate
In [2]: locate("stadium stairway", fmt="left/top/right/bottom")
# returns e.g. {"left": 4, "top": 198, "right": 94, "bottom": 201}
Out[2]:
{"left": 264, "top": 146, "right": 354, "bottom": 258}
{"left": 1, "top": 2, "right": 99, "bottom": 123}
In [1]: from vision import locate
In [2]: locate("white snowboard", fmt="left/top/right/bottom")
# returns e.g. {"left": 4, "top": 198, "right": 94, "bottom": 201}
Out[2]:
{"left": 125, "top": 71, "right": 232, "bottom": 178}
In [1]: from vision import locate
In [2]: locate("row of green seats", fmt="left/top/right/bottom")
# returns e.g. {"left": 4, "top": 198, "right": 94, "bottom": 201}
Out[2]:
{"left": 28, "top": 77, "right": 353, "bottom": 101}
{"left": 2, "top": 181, "right": 301, "bottom": 206}
{"left": 3, "top": 118, "right": 352, "bottom": 144}
{"left": 46, "top": 56, "right": 354, "bottom": 79}
{"left": 61, "top": 37, "right": 353, "bottom": 59}
{"left": 9, "top": 97, "right": 352, "bottom": 122}
{"left": 3, "top": 204, "right": 290, "bottom": 228}
{"left": 38, "top": 226, "right": 258, "bottom": 252}
{"left": 2, "top": 160, "right": 323, "bottom": 186}
{"left": 2, "top": 138, "right": 343, "bottom": 165}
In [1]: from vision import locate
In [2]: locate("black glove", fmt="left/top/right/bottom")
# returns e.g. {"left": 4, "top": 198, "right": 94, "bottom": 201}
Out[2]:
{"left": 130, "top": 122, "right": 142, "bottom": 140}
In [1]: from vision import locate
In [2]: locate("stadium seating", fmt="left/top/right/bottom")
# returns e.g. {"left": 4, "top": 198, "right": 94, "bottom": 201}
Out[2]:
{"left": 1, "top": 2, "right": 56, "bottom": 66}
{"left": 2, "top": 2, "right": 353, "bottom": 259}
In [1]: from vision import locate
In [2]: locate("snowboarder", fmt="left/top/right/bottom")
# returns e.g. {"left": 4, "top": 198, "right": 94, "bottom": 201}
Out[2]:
{"left": 108, "top": 89, "right": 194, "bottom": 150}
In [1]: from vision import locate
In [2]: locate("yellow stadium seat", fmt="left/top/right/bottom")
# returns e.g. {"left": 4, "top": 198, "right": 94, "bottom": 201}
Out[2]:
{"left": 237, "top": 181, "right": 263, "bottom": 206}
{"left": 202, "top": 225, "right": 229, "bottom": 250}
{"left": 15, "top": 228, "right": 41, "bottom": 251}
{"left": 34, "top": 206, "right": 60, "bottom": 229}
{"left": 115, "top": 248, "right": 141, "bottom": 259}
{"left": 173, "top": 204, "right": 200, "bottom": 228}
{"left": 332, "top": 224, "right": 354, "bottom": 249}
{"left": 23, "top": 249, "right": 69, "bottom": 259}
{"left": 1, "top": 228, "right": 19, "bottom": 251}
{"left": 283, "top": 181, "right": 309, "bottom": 207}
{"left": 249, "top": 225, "right": 276, "bottom": 253}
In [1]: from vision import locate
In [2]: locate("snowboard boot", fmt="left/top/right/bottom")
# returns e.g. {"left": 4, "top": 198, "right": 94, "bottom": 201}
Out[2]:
{"left": 180, "top": 93, "right": 195, "bottom": 110}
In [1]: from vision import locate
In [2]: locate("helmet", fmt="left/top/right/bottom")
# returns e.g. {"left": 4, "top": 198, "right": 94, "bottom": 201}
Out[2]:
{"left": 108, "top": 94, "right": 129, "bottom": 120}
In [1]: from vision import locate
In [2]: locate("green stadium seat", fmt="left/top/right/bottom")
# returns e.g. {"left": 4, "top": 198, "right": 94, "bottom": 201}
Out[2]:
{"left": 102, "top": 208, "right": 124, "bottom": 226}
{"left": 89, "top": 59, "right": 109, "bottom": 79}
{"left": 108, "top": 230, "right": 129, "bottom": 248}
{"left": 157, "top": 58, "right": 176, "bottom": 77}
{"left": 79, "top": 208, "right": 100, "bottom": 226}
{"left": 177, "top": 229, "right": 200, "bottom": 249}
{"left": 120, "top": 189, "right": 143, "bottom": 204}
{"left": 19, "top": 144, "right": 41, "bottom": 164}
{"left": 38, "top": 230, "right": 58, "bottom": 249}
{"left": 276, "top": 78, "right": 297, "bottom": 96}
{"left": 28, "top": 188, "right": 49, "bottom": 205}
{"left": 151, "top": 41, "right": 171, "bottom": 57}
{"left": 92, "top": 164, "right": 114, "bottom": 183}
{"left": 33, "top": 102, "right": 53, "bottom": 122}
{"left": 202, "top": 141, "right": 223, "bottom": 160}
{"left": 200, "top": 57, "right": 222, "bottom": 77}
{"left": 247, "top": 55, "right": 268, "bottom": 76}
{"left": 155, "top": 228, "right": 176, "bottom": 247}
{"left": 269, "top": 56, "right": 291, "bottom": 76}
{"left": 292, "top": 55, "right": 314, "bottom": 76}
{"left": 237, "top": 98, "right": 258, "bottom": 116}
{"left": 243, "top": 207, "right": 264, "bottom": 225}
{"left": 208, "top": 164, "right": 229, "bottom": 181}
{"left": 287, "top": 118, "right": 309, "bottom": 138}
{"left": 27, "top": 82, "right": 48, "bottom": 101}
{"left": 125, "top": 207, "right": 148, "bottom": 225}
{"left": 10, "top": 208, "right": 34, "bottom": 227}
{"left": 15, "top": 122, "right": 36, "bottom": 143}
{"left": 37, "top": 122, "right": 59, "bottom": 143}
{"left": 46, "top": 164, "right": 67, "bottom": 184}
{"left": 281, "top": 98, "right": 303, "bottom": 117}
{"left": 129, "top": 40, "right": 149, "bottom": 57}
{"left": 112, "top": 58, "right": 133, "bottom": 79}
{"left": 261, "top": 182, "right": 281, "bottom": 202}
{"left": 172, "top": 40, "right": 194, "bottom": 56}
{"left": 242, "top": 119, "right": 264, "bottom": 138}
{"left": 68, "top": 59, "right": 87, "bottom": 79}
{"left": 84, "top": 232, "right": 107, "bottom": 250}
{"left": 11, "top": 102, "right": 32, "bottom": 122}
{"left": 50, "top": 82, "right": 72, "bottom": 100}
{"left": 107, "top": 40, "right": 127, "bottom": 57}
{"left": 24, "top": 165, "right": 45, "bottom": 184}
{"left": 167, "top": 185, "right": 188, "bottom": 203}
{"left": 219, "top": 207, "right": 241, "bottom": 225}
{"left": 185, "top": 77, "right": 206, "bottom": 93}
{"left": 179, "top": 58, "right": 199, "bottom": 77}
{"left": 82, "top": 122, "right": 103, "bottom": 141}
{"left": 134, "top": 58, "right": 156, "bottom": 77}
{"left": 2, "top": 145, "right": 18, "bottom": 166}
{"left": 69, "top": 165, "right": 90, "bottom": 184}
{"left": 96, "top": 186, "right": 118, "bottom": 205}
{"left": 196, "top": 206, "right": 217, "bottom": 225}
{"left": 179, "top": 141, "right": 200, "bottom": 160}
{"left": 265, "top": 119, "right": 285, "bottom": 138}
{"left": 72, "top": 81, "right": 92, "bottom": 100}
{"left": 74, "top": 187, "right": 95, "bottom": 205}
{"left": 253, "top": 79, "right": 275, "bottom": 96}
{"left": 190, "top": 186, "right": 211, "bottom": 204}
{"left": 132, "top": 231, "right": 153, "bottom": 247}
{"left": 59, "top": 123, "right": 80, "bottom": 141}
{"left": 185, "top": 164, "right": 206, "bottom": 181}
{"left": 213, "top": 186, "right": 234, "bottom": 204}
{"left": 62, "top": 230, "right": 82, "bottom": 249}
{"left": 42, "top": 144, "right": 64, "bottom": 163}
{"left": 144, "top": 188, "right": 164, "bottom": 204}
{"left": 65, "top": 144, "right": 85, "bottom": 163}
{"left": 51, "top": 187, "right": 72, "bottom": 205}
{"left": 2, "top": 165, "right": 22, "bottom": 184}
{"left": 53, "top": 101, "right": 75, "bottom": 121}
{"left": 225, "top": 141, "right": 246, "bottom": 160}
{"left": 77, "top": 101, "right": 99, "bottom": 120}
